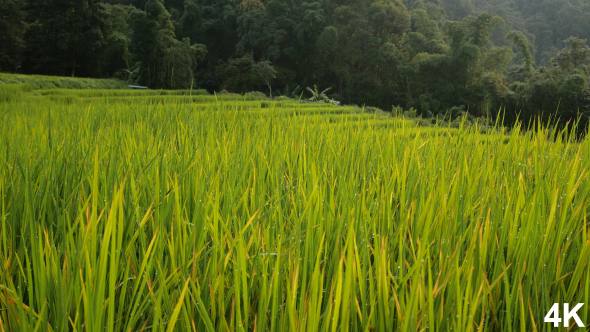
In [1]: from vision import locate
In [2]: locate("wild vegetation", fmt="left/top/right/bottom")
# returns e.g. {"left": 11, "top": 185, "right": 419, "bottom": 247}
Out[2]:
{"left": 0, "top": 90, "right": 589, "bottom": 331}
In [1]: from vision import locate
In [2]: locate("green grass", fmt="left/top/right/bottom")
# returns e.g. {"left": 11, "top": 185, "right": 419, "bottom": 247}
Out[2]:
{"left": 36, "top": 89, "right": 209, "bottom": 97}
{"left": 0, "top": 83, "right": 31, "bottom": 103}
{"left": 0, "top": 91, "right": 589, "bottom": 331}
{"left": 0, "top": 73, "right": 128, "bottom": 90}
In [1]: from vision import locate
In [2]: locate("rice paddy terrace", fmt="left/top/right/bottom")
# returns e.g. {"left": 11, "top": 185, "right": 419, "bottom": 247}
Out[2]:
{"left": 0, "top": 88, "right": 589, "bottom": 331}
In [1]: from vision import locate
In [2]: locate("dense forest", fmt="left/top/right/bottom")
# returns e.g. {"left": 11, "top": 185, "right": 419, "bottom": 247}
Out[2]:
{"left": 2, "top": 0, "right": 590, "bottom": 128}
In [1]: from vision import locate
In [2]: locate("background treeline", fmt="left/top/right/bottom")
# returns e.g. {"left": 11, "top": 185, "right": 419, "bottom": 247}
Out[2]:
{"left": 2, "top": 0, "right": 590, "bottom": 129}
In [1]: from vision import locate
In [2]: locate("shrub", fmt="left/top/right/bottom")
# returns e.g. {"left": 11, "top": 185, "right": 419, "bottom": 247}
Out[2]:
{"left": 363, "top": 106, "right": 383, "bottom": 114}
{"left": 245, "top": 91, "right": 267, "bottom": 99}
{"left": 403, "top": 108, "right": 418, "bottom": 118}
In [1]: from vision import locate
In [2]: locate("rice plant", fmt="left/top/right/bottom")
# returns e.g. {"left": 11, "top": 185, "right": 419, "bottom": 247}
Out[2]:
{"left": 0, "top": 93, "right": 589, "bottom": 331}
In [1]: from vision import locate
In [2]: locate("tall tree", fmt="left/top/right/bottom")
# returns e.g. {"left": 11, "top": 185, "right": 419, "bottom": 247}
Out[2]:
{"left": 236, "top": 6, "right": 286, "bottom": 61}
{"left": 552, "top": 37, "right": 590, "bottom": 72}
{"left": 0, "top": 0, "right": 26, "bottom": 72}
{"left": 132, "top": 0, "right": 206, "bottom": 88}
{"left": 507, "top": 30, "right": 534, "bottom": 76}
{"left": 253, "top": 60, "right": 277, "bottom": 97}
{"left": 179, "top": 0, "right": 238, "bottom": 69}
{"left": 23, "top": 0, "right": 109, "bottom": 77}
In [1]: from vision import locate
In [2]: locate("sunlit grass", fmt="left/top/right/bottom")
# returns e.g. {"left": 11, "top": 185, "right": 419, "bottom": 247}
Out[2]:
{"left": 0, "top": 93, "right": 589, "bottom": 331}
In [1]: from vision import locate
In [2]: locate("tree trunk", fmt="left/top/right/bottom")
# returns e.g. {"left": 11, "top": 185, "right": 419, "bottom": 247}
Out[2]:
{"left": 71, "top": 50, "right": 76, "bottom": 77}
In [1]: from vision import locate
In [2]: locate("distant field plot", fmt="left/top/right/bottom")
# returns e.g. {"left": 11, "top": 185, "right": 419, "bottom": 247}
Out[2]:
{"left": 0, "top": 90, "right": 589, "bottom": 331}
{"left": 0, "top": 73, "right": 129, "bottom": 90}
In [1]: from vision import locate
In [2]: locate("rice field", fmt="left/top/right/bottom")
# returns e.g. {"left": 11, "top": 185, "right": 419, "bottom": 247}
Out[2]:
{"left": 0, "top": 90, "right": 589, "bottom": 331}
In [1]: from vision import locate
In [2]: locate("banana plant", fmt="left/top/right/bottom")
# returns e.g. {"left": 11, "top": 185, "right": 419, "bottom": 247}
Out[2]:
{"left": 306, "top": 85, "right": 340, "bottom": 105}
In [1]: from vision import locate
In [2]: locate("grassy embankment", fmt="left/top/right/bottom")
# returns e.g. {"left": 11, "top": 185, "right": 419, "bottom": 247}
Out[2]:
{"left": 0, "top": 73, "right": 129, "bottom": 90}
